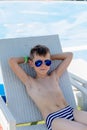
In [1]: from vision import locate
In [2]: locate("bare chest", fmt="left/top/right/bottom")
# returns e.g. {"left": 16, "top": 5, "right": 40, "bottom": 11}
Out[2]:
{"left": 27, "top": 77, "right": 61, "bottom": 101}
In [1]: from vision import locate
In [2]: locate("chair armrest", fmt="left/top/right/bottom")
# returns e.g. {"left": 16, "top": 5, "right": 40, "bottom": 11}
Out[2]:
{"left": 69, "top": 72, "right": 87, "bottom": 96}
{"left": 0, "top": 97, "right": 16, "bottom": 130}
{"left": 69, "top": 72, "right": 87, "bottom": 86}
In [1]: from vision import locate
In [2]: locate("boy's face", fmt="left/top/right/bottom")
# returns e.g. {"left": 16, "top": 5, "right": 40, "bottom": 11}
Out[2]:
{"left": 31, "top": 53, "right": 51, "bottom": 77}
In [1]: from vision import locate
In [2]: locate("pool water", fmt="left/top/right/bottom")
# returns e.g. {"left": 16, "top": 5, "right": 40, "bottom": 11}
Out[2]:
{"left": 0, "top": 84, "right": 6, "bottom": 103}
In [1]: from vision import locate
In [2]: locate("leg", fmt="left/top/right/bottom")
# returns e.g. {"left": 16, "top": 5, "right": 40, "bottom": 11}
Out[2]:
{"left": 73, "top": 109, "right": 87, "bottom": 125}
{"left": 52, "top": 118, "right": 87, "bottom": 130}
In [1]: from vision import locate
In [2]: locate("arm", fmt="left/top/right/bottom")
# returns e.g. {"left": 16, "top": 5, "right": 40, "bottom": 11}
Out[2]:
{"left": 51, "top": 52, "right": 73, "bottom": 78}
{"left": 8, "top": 57, "right": 32, "bottom": 87}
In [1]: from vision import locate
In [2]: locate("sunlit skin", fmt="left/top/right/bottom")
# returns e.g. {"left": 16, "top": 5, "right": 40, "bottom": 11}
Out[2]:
{"left": 9, "top": 51, "right": 87, "bottom": 130}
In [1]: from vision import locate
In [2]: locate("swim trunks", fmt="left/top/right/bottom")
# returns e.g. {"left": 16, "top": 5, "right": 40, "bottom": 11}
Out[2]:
{"left": 46, "top": 105, "right": 74, "bottom": 130}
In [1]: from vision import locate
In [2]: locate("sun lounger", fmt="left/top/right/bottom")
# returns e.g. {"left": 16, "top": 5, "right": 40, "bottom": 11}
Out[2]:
{"left": 0, "top": 34, "right": 77, "bottom": 130}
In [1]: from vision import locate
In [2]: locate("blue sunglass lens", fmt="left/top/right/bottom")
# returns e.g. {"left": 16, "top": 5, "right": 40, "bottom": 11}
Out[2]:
{"left": 35, "top": 60, "right": 42, "bottom": 67}
{"left": 45, "top": 60, "right": 51, "bottom": 66}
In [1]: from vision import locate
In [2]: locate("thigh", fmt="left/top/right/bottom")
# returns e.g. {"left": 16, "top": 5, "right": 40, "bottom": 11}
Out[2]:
{"left": 73, "top": 109, "right": 87, "bottom": 125}
{"left": 52, "top": 118, "right": 87, "bottom": 130}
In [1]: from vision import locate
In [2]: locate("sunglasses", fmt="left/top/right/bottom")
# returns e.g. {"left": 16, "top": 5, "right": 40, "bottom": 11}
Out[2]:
{"left": 35, "top": 59, "right": 51, "bottom": 67}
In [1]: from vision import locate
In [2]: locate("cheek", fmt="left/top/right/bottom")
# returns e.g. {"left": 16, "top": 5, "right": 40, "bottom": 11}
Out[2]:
{"left": 47, "top": 66, "right": 50, "bottom": 70}
{"left": 33, "top": 65, "right": 39, "bottom": 71}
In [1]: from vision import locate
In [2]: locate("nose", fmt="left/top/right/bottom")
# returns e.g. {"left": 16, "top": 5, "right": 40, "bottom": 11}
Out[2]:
{"left": 41, "top": 61, "right": 47, "bottom": 67}
{"left": 42, "top": 62, "right": 45, "bottom": 66}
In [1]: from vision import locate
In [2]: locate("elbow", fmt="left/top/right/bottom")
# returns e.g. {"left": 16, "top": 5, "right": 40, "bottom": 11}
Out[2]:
{"left": 70, "top": 52, "right": 73, "bottom": 58}
{"left": 68, "top": 52, "right": 73, "bottom": 61}
{"left": 64, "top": 52, "right": 73, "bottom": 59}
{"left": 8, "top": 58, "right": 15, "bottom": 67}
{"left": 68, "top": 52, "right": 73, "bottom": 57}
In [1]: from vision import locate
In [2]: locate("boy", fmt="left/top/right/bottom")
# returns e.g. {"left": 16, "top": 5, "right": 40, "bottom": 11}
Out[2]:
{"left": 9, "top": 45, "right": 87, "bottom": 130}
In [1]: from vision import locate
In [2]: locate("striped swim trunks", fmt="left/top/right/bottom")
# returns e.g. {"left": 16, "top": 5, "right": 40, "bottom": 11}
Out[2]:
{"left": 46, "top": 105, "right": 74, "bottom": 130}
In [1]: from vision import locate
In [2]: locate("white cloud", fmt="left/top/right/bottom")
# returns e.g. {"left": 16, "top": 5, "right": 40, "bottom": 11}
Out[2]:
{"left": 3, "top": 20, "right": 87, "bottom": 45}
{"left": 63, "top": 45, "right": 87, "bottom": 52}
{"left": 73, "top": 11, "right": 87, "bottom": 26}
{"left": 20, "top": 10, "right": 60, "bottom": 16}
{"left": 0, "top": 9, "right": 7, "bottom": 23}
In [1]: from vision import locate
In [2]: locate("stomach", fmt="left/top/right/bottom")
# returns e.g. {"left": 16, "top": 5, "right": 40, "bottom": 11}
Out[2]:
{"left": 40, "top": 97, "right": 68, "bottom": 119}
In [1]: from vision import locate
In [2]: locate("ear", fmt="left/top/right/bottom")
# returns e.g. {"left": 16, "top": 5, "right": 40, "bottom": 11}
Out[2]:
{"left": 28, "top": 60, "right": 34, "bottom": 67}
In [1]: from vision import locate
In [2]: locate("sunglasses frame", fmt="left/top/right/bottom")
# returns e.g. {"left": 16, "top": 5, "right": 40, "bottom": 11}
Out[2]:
{"left": 35, "top": 59, "right": 51, "bottom": 67}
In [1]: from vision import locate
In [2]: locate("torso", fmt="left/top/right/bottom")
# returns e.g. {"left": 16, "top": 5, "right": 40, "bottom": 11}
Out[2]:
{"left": 26, "top": 72, "right": 68, "bottom": 120}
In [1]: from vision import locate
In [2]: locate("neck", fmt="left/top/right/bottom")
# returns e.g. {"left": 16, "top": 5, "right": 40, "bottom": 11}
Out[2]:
{"left": 36, "top": 74, "right": 48, "bottom": 79}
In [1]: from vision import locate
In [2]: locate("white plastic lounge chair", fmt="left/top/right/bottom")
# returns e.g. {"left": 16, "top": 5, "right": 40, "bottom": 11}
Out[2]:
{"left": 0, "top": 34, "right": 78, "bottom": 130}
{"left": 68, "top": 59, "right": 87, "bottom": 110}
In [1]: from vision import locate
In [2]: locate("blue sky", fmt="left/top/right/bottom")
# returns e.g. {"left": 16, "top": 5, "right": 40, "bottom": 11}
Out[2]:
{"left": 0, "top": 1, "right": 87, "bottom": 50}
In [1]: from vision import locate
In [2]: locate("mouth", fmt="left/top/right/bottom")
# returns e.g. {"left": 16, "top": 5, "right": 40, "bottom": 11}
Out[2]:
{"left": 40, "top": 69, "right": 46, "bottom": 70}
